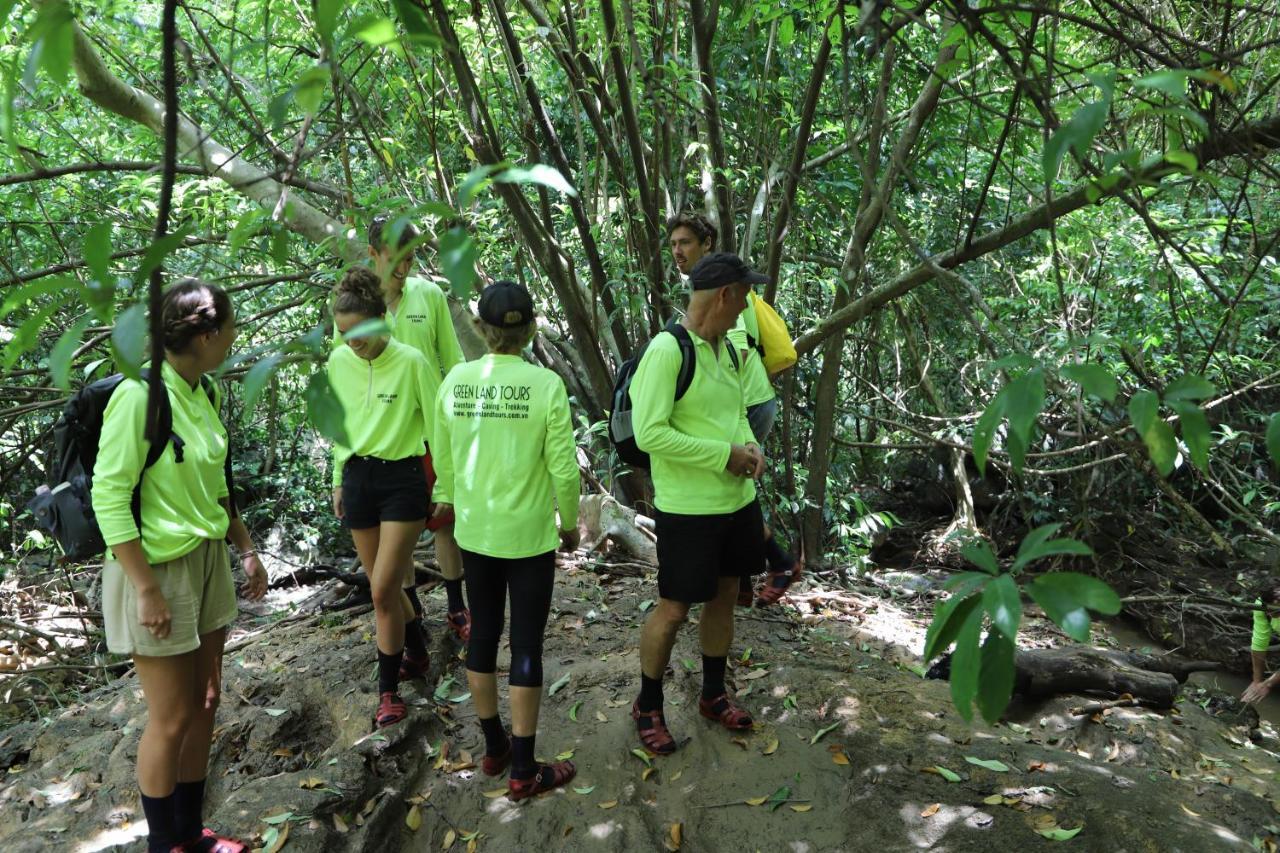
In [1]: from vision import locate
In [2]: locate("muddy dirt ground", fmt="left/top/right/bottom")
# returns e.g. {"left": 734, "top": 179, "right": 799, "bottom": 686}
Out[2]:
{"left": 1, "top": 553, "right": 1279, "bottom": 852}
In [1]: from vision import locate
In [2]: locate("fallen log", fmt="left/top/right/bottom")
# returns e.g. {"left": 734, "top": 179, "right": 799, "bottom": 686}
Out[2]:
{"left": 578, "top": 494, "right": 657, "bottom": 564}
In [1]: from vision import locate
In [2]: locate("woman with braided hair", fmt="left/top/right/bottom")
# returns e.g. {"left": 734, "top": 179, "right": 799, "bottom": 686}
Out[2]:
{"left": 93, "top": 279, "right": 266, "bottom": 853}
{"left": 328, "top": 266, "right": 439, "bottom": 729}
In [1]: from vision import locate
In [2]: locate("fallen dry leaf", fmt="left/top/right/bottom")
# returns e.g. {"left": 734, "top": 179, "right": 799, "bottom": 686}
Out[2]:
{"left": 642, "top": 767, "right": 656, "bottom": 781}
{"left": 745, "top": 796, "right": 768, "bottom": 806}
{"left": 671, "top": 770, "right": 683, "bottom": 782}
{"left": 790, "top": 803, "right": 813, "bottom": 813}
{"left": 266, "top": 822, "right": 289, "bottom": 853}
{"left": 669, "top": 822, "right": 683, "bottom": 849}
{"left": 983, "top": 794, "right": 1003, "bottom": 805}
{"left": 467, "top": 840, "right": 478, "bottom": 853}
{"left": 405, "top": 805, "right": 422, "bottom": 832}
{"left": 832, "top": 752, "right": 850, "bottom": 766}
{"left": 1032, "top": 813, "right": 1058, "bottom": 830}
{"left": 362, "top": 797, "right": 378, "bottom": 816}
{"left": 563, "top": 825, "right": 573, "bottom": 837}
{"left": 921, "top": 803, "right": 941, "bottom": 818}
{"left": 1180, "top": 803, "right": 1201, "bottom": 817}
{"left": 273, "top": 748, "right": 294, "bottom": 758}
{"left": 333, "top": 813, "right": 349, "bottom": 833}
{"left": 730, "top": 737, "right": 750, "bottom": 750}
{"left": 763, "top": 738, "right": 779, "bottom": 756}
{"left": 596, "top": 711, "right": 608, "bottom": 723}
{"left": 299, "top": 777, "right": 325, "bottom": 790}
{"left": 482, "top": 788, "right": 506, "bottom": 798}
{"left": 442, "top": 828, "right": 456, "bottom": 849}
{"left": 598, "top": 800, "right": 619, "bottom": 809}
{"left": 1027, "top": 760, "right": 1046, "bottom": 772}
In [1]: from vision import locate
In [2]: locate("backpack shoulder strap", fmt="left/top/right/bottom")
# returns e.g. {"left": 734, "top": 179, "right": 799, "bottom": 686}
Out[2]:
{"left": 202, "top": 376, "right": 239, "bottom": 519}
{"left": 727, "top": 342, "right": 740, "bottom": 371}
{"left": 139, "top": 368, "right": 173, "bottom": 471}
{"left": 666, "top": 323, "right": 698, "bottom": 401}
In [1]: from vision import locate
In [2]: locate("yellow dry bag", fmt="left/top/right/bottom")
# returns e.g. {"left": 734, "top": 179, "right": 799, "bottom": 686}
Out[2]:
{"left": 751, "top": 292, "right": 797, "bottom": 375}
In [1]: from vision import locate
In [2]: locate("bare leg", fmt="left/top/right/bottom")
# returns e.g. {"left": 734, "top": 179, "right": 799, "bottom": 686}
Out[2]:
{"left": 177, "top": 627, "right": 226, "bottom": 782}
{"left": 134, "top": 653, "right": 198, "bottom": 797}
{"left": 640, "top": 599, "right": 690, "bottom": 680}
{"left": 699, "top": 577, "right": 739, "bottom": 657}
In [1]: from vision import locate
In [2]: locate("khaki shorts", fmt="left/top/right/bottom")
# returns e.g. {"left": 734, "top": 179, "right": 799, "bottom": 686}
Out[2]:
{"left": 103, "top": 539, "right": 238, "bottom": 657}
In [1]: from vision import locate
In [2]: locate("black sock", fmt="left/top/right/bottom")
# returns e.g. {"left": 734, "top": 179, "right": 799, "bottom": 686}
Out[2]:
{"left": 479, "top": 715, "right": 509, "bottom": 756}
{"left": 702, "top": 655, "right": 727, "bottom": 700}
{"left": 738, "top": 575, "right": 752, "bottom": 594}
{"left": 141, "top": 791, "right": 177, "bottom": 853}
{"left": 377, "top": 649, "right": 403, "bottom": 694}
{"left": 511, "top": 734, "right": 536, "bottom": 780}
{"left": 444, "top": 578, "right": 465, "bottom": 612}
{"left": 765, "top": 535, "right": 793, "bottom": 571}
{"left": 404, "top": 618, "right": 427, "bottom": 658}
{"left": 405, "top": 586, "right": 424, "bottom": 619}
{"left": 172, "top": 778, "right": 205, "bottom": 845}
{"left": 638, "top": 672, "right": 664, "bottom": 712}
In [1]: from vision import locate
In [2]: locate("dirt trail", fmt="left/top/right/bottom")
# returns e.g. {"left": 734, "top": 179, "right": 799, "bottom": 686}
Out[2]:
{"left": 1, "top": 560, "right": 1278, "bottom": 852}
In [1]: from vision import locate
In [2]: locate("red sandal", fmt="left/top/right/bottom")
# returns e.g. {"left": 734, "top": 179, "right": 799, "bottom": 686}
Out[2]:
{"left": 699, "top": 693, "right": 754, "bottom": 730}
{"left": 399, "top": 650, "right": 431, "bottom": 680}
{"left": 508, "top": 760, "right": 576, "bottom": 801}
{"left": 374, "top": 692, "right": 407, "bottom": 729}
{"left": 632, "top": 701, "right": 678, "bottom": 755}
{"left": 447, "top": 609, "right": 471, "bottom": 643}
{"left": 755, "top": 560, "right": 803, "bottom": 607}
{"left": 482, "top": 741, "right": 512, "bottom": 776}
{"left": 171, "top": 828, "right": 247, "bottom": 853}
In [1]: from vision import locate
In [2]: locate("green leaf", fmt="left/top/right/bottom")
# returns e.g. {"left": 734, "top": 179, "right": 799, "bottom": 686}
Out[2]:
{"left": 548, "top": 670, "right": 571, "bottom": 696}
{"left": 31, "top": 0, "right": 74, "bottom": 87}
{"left": 1011, "top": 524, "right": 1093, "bottom": 572}
{"left": 963, "top": 755, "right": 1011, "bottom": 772}
{"left": 1043, "top": 100, "right": 1109, "bottom": 181}
{"left": 1004, "top": 368, "right": 1046, "bottom": 470}
{"left": 1134, "top": 69, "right": 1191, "bottom": 100}
{"left": 778, "top": 14, "right": 795, "bottom": 46}
{"left": 0, "top": 277, "right": 72, "bottom": 321}
{"left": 391, "top": 0, "right": 440, "bottom": 44}
{"left": 948, "top": 604, "right": 985, "bottom": 722}
{"left": 1059, "top": 363, "right": 1117, "bottom": 402}
{"left": 573, "top": 785, "right": 595, "bottom": 795}
{"left": 923, "top": 588, "right": 983, "bottom": 662}
{"left": 1164, "top": 149, "right": 1198, "bottom": 173}
{"left": 961, "top": 540, "right": 999, "bottom": 575}
{"left": 439, "top": 227, "right": 477, "bottom": 297}
{"left": 972, "top": 389, "right": 1006, "bottom": 476}
{"left": 110, "top": 303, "right": 148, "bottom": 379}
{"left": 1169, "top": 401, "right": 1210, "bottom": 472}
{"left": 1036, "top": 825, "right": 1083, "bottom": 841}
{"left": 1129, "top": 390, "right": 1177, "bottom": 475}
{"left": 49, "top": 315, "right": 92, "bottom": 391}
{"left": 494, "top": 164, "right": 578, "bottom": 197}
{"left": 766, "top": 784, "right": 791, "bottom": 812}
{"left": 569, "top": 701, "right": 582, "bottom": 721}
{"left": 229, "top": 208, "right": 265, "bottom": 255}
{"left": 241, "top": 353, "right": 283, "bottom": 416}
{"left": 82, "top": 222, "right": 114, "bottom": 287}
{"left": 1028, "top": 572, "right": 1121, "bottom": 642}
{"left": 315, "top": 0, "right": 344, "bottom": 45}
{"left": 933, "top": 766, "right": 962, "bottom": 782}
{"left": 982, "top": 575, "right": 1021, "bottom": 640}
{"left": 976, "top": 628, "right": 1017, "bottom": 724}
{"left": 132, "top": 227, "right": 193, "bottom": 287}
{"left": 261, "top": 810, "right": 293, "bottom": 824}
{"left": 303, "top": 370, "right": 348, "bottom": 445}
{"left": 630, "top": 748, "right": 652, "bottom": 767}
{"left": 810, "top": 721, "right": 841, "bottom": 744}
{"left": 294, "top": 63, "right": 330, "bottom": 116}
{"left": 1163, "top": 374, "right": 1215, "bottom": 402}
{"left": 349, "top": 13, "right": 398, "bottom": 47}
{"left": 457, "top": 163, "right": 506, "bottom": 208}
{"left": 271, "top": 227, "right": 290, "bottom": 267}
{"left": 342, "top": 318, "right": 390, "bottom": 341}
{"left": 1266, "top": 413, "right": 1280, "bottom": 469}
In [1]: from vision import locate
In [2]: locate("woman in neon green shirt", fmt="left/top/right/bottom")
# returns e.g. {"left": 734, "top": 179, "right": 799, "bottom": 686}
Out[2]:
{"left": 95, "top": 280, "right": 266, "bottom": 853}
{"left": 432, "top": 281, "right": 580, "bottom": 800}
{"left": 328, "top": 267, "right": 437, "bottom": 729}
{"left": 1243, "top": 584, "right": 1280, "bottom": 704}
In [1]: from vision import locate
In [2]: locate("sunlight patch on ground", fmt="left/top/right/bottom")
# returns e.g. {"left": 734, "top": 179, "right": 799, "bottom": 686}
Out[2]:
{"left": 75, "top": 821, "right": 147, "bottom": 853}
{"left": 588, "top": 820, "right": 618, "bottom": 839}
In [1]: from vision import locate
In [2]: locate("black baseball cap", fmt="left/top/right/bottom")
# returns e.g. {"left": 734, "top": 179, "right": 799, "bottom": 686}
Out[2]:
{"left": 688, "top": 252, "right": 770, "bottom": 291}
{"left": 478, "top": 280, "right": 535, "bottom": 327}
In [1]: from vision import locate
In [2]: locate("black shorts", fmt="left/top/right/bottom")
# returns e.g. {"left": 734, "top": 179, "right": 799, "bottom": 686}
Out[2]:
{"left": 654, "top": 499, "right": 765, "bottom": 603}
{"left": 341, "top": 455, "right": 430, "bottom": 529}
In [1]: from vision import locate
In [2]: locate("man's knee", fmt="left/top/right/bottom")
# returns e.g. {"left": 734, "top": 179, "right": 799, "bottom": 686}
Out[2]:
{"left": 371, "top": 581, "right": 402, "bottom": 612}
{"left": 653, "top": 599, "right": 690, "bottom": 627}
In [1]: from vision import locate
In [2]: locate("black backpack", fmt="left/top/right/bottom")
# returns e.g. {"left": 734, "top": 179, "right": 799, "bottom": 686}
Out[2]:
{"left": 609, "top": 323, "right": 738, "bottom": 469}
{"left": 27, "top": 369, "right": 235, "bottom": 560}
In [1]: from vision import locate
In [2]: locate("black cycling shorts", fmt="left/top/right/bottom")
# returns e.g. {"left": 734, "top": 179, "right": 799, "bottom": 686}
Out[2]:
{"left": 655, "top": 499, "right": 765, "bottom": 603}
{"left": 341, "top": 455, "right": 430, "bottom": 529}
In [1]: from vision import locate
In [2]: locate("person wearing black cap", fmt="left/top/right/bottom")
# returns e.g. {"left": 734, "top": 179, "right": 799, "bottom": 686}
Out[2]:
{"left": 665, "top": 215, "right": 803, "bottom": 608}
{"left": 431, "top": 281, "right": 581, "bottom": 799}
{"left": 629, "top": 251, "right": 769, "bottom": 756}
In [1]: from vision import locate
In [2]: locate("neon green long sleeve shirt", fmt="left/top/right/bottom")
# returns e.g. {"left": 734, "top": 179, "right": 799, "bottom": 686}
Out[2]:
{"left": 433, "top": 354, "right": 580, "bottom": 558}
{"left": 1252, "top": 599, "right": 1279, "bottom": 652}
{"left": 726, "top": 294, "right": 775, "bottom": 407}
{"left": 388, "top": 276, "right": 465, "bottom": 382}
{"left": 328, "top": 338, "right": 438, "bottom": 488}
{"left": 92, "top": 360, "right": 230, "bottom": 564}
{"left": 631, "top": 327, "right": 756, "bottom": 515}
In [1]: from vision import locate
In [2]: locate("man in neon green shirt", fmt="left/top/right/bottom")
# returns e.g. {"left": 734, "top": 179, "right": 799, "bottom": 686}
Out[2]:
{"left": 631, "top": 251, "right": 769, "bottom": 756}
{"left": 1243, "top": 583, "right": 1280, "bottom": 704}
{"left": 368, "top": 214, "right": 472, "bottom": 644}
{"left": 667, "top": 213, "right": 801, "bottom": 607}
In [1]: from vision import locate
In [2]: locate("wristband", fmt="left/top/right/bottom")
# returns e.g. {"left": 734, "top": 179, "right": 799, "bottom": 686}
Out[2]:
{"left": 238, "top": 549, "right": 258, "bottom": 560}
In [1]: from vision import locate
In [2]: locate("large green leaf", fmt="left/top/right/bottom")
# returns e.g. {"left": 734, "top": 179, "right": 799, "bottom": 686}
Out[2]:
{"left": 961, "top": 539, "right": 999, "bottom": 575}
{"left": 948, "top": 605, "right": 985, "bottom": 722}
{"left": 391, "top": 0, "right": 440, "bottom": 45}
{"left": 1060, "top": 363, "right": 1117, "bottom": 402}
{"left": 1129, "top": 390, "right": 1177, "bottom": 475}
{"left": 82, "top": 222, "right": 114, "bottom": 287}
{"left": 1043, "top": 99, "right": 1109, "bottom": 181}
{"left": 972, "top": 388, "right": 1006, "bottom": 476}
{"left": 303, "top": 370, "right": 348, "bottom": 445}
{"left": 439, "top": 227, "right": 477, "bottom": 296}
{"left": 976, "top": 628, "right": 1016, "bottom": 723}
{"left": 457, "top": 163, "right": 506, "bottom": 208}
{"left": 110, "top": 303, "right": 148, "bottom": 380}
{"left": 1163, "top": 374, "right": 1215, "bottom": 403}
{"left": 1168, "top": 400, "right": 1210, "bottom": 472}
{"left": 0, "top": 277, "right": 70, "bottom": 320}
{"left": 494, "top": 164, "right": 579, "bottom": 198}
{"left": 49, "top": 315, "right": 92, "bottom": 391}
{"left": 1003, "top": 368, "right": 1045, "bottom": 472}
{"left": 132, "top": 227, "right": 194, "bottom": 287}
{"left": 982, "top": 574, "right": 1021, "bottom": 640}
{"left": 923, "top": 589, "right": 984, "bottom": 663}
{"left": 1267, "top": 413, "right": 1280, "bottom": 469}
{"left": 1, "top": 299, "right": 62, "bottom": 371}
{"left": 315, "top": 0, "right": 344, "bottom": 45}
{"left": 1133, "top": 69, "right": 1191, "bottom": 100}
{"left": 294, "top": 64, "right": 331, "bottom": 116}
{"left": 241, "top": 352, "right": 283, "bottom": 416}
{"left": 1027, "top": 572, "right": 1121, "bottom": 642}
{"left": 30, "top": 0, "right": 74, "bottom": 87}
{"left": 1011, "top": 523, "right": 1093, "bottom": 572}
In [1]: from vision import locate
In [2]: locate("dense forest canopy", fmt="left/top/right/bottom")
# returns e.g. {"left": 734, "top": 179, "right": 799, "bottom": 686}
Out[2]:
{"left": 2, "top": 0, "right": 1279, "bottom": 699}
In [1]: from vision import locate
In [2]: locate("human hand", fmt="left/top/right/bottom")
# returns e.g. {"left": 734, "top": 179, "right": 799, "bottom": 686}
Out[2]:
{"left": 744, "top": 443, "right": 766, "bottom": 478}
{"left": 1243, "top": 679, "right": 1272, "bottom": 704}
{"left": 333, "top": 487, "right": 344, "bottom": 519}
{"left": 432, "top": 501, "right": 454, "bottom": 521}
{"left": 726, "top": 444, "right": 758, "bottom": 478}
{"left": 559, "top": 528, "right": 581, "bottom": 552}
{"left": 137, "top": 586, "right": 172, "bottom": 639}
{"left": 240, "top": 551, "right": 267, "bottom": 600}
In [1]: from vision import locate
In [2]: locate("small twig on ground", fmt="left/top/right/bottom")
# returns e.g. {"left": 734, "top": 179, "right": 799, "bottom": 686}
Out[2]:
{"left": 696, "top": 798, "right": 812, "bottom": 809}
{"left": 1069, "top": 697, "right": 1145, "bottom": 716}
